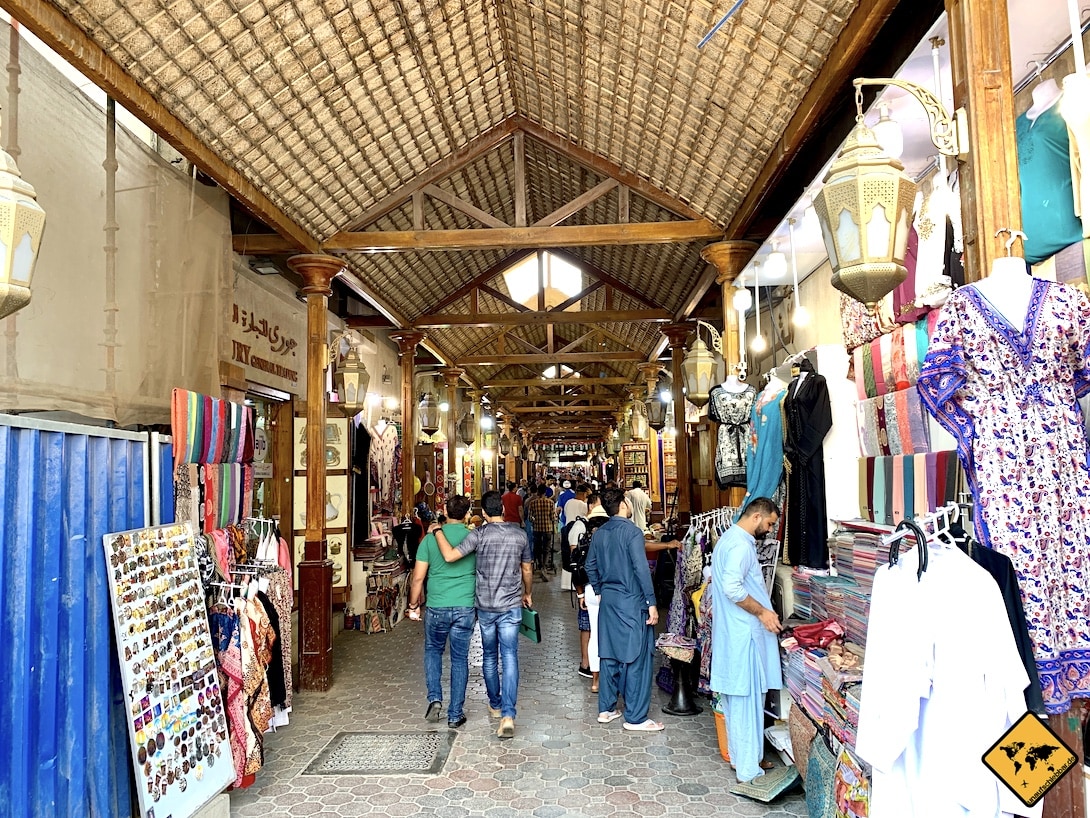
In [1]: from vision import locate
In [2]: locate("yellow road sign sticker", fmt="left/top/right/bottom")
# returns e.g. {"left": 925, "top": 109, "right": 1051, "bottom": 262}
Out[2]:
{"left": 982, "top": 711, "right": 1078, "bottom": 808}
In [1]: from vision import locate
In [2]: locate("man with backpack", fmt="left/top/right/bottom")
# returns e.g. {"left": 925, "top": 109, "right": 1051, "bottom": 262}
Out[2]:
{"left": 566, "top": 492, "right": 608, "bottom": 690}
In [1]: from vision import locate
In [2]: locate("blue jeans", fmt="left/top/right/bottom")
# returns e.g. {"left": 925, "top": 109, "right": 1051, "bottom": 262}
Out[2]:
{"left": 424, "top": 606, "right": 476, "bottom": 721}
{"left": 478, "top": 607, "right": 522, "bottom": 719}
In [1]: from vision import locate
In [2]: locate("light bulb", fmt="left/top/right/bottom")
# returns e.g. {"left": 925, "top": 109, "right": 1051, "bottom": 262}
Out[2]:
{"left": 872, "top": 102, "right": 904, "bottom": 159}
{"left": 750, "top": 334, "right": 768, "bottom": 353}
{"left": 659, "top": 389, "right": 672, "bottom": 403}
{"left": 764, "top": 245, "right": 788, "bottom": 280}
{"left": 439, "top": 400, "right": 450, "bottom": 412}
{"left": 732, "top": 287, "right": 753, "bottom": 312}
{"left": 793, "top": 305, "right": 811, "bottom": 327}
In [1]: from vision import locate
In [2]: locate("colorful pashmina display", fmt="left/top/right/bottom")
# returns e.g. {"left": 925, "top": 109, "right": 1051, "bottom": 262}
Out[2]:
{"left": 171, "top": 388, "right": 254, "bottom": 465}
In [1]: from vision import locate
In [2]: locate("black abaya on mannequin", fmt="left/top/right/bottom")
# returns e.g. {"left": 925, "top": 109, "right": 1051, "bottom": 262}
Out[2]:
{"left": 783, "top": 358, "right": 833, "bottom": 568}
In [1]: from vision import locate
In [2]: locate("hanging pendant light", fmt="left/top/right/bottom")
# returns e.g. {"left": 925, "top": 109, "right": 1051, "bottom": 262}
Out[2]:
{"left": 813, "top": 95, "right": 916, "bottom": 309}
{"left": 499, "top": 433, "right": 512, "bottom": 456}
{"left": 458, "top": 411, "right": 476, "bottom": 446}
{"left": 333, "top": 344, "right": 371, "bottom": 416}
{"left": 0, "top": 117, "right": 47, "bottom": 320}
{"left": 681, "top": 324, "right": 716, "bottom": 409}
{"left": 751, "top": 261, "right": 767, "bottom": 353}
{"left": 418, "top": 377, "right": 441, "bottom": 436}
{"left": 646, "top": 387, "right": 668, "bottom": 432}
{"left": 788, "top": 217, "right": 810, "bottom": 327}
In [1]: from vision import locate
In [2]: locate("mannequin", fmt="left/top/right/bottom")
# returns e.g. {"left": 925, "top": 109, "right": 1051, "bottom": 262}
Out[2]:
{"left": 1018, "top": 76, "right": 1084, "bottom": 262}
{"left": 1026, "top": 77, "right": 1062, "bottom": 121}
{"left": 968, "top": 254, "right": 1035, "bottom": 334}
{"left": 721, "top": 372, "right": 748, "bottom": 393}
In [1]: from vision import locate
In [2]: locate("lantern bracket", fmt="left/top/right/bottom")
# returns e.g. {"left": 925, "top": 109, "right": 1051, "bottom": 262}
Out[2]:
{"left": 326, "top": 330, "right": 360, "bottom": 369}
{"left": 852, "top": 78, "right": 967, "bottom": 159}
{"left": 693, "top": 319, "right": 724, "bottom": 355}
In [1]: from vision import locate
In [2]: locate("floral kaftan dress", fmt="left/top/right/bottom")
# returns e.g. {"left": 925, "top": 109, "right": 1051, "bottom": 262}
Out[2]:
{"left": 918, "top": 278, "right": 1090, "bottom": 713}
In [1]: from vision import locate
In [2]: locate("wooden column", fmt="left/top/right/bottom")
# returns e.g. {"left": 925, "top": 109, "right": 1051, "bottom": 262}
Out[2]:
{"left": 701, "top": 241, "right": 759, "bottom": 368}
{"left": 638, "top": 362, "right": 665, "bottom": 505}
{"left": 286, "top": 253, "right": 344, "bottom": 692}
{"left": 441, "top": 367, "right": 464, "bottom": 496}
{"left": 945, "top": 0, "right": 1022, "bottom": 282}
{"left": 663, "top": 324, "right": 694, "bottom": 524}
{"left": 469, "top": 389, "right": 484, "bottom": 498}
{"left": 1045, "top": 702, "right": 1086, "bottom": 818}
{"left": 390, "top": 331, "right": 425, "bottom": 517}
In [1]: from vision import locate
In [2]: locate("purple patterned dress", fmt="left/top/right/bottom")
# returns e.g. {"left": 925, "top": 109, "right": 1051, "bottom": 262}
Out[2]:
{"left": 918, "top": 278, "right": 1090, "bottom": 713}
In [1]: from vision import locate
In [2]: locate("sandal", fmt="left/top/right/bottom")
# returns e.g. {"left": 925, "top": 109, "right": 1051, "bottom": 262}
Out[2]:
{"left": 590, "top": 683, "right": 599, "bottom": 693}
{"left": 597, "top": 710, "right": 622, "bottom": 724}
{"left": 622, "top": 719, "right": 665, "bottom": 732}
{"left": 731, "top": 760, "right": 776, "bottom": 772}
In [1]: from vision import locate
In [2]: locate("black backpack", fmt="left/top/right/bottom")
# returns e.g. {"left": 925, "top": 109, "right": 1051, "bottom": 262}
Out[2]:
{"left": 567, "top": 516, "right": 607, "bottom": 588}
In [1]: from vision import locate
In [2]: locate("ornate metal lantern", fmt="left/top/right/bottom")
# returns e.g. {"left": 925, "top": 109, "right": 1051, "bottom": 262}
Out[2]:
{"left": 418, "top": 391, "right": 441, "bottom": 436}
{"left": 458, "top": 411, "right": 476, "bottom": 446}
{"left": 334, "top": 345, "right": 370, "bottom": 416}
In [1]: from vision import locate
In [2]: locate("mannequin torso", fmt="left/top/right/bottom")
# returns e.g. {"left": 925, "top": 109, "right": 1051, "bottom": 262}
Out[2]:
{"left": 969, "top": 257, "right": 1035, "bottom": 334}
{"left": 1026, "top": 78, "right": 1062, "bottom": 121}
{"left": 722, "top": 374, "right": 748, "bottom": 393}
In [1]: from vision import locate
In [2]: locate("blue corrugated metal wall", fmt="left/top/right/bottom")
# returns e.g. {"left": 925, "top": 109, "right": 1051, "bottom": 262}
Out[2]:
{"left": 0, "top": 417, "right": 147, "bottom": 818}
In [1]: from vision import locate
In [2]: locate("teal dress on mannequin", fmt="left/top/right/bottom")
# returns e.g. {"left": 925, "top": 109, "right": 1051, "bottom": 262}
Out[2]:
{"left": 1017, "top": 105, "right": 1083, "bottom": 264}
{"left": 736, "top": 383, "right": 787, "bottom": 519}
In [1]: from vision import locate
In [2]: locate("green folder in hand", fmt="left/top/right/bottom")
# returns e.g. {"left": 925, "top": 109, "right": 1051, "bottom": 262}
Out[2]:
{"left": 519, "top": 607, "right": 541, "bottom": 642}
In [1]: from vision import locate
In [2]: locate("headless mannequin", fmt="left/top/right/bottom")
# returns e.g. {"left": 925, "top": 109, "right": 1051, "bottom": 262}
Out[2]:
{"left": 722, "top": 373, "right": 748, "bottom": 393}
{"left": 1026, "top": 77, "right": 1062, "bottom": 122}
{"left": 969, "top": 256, "right": 1035, "bottom": 334}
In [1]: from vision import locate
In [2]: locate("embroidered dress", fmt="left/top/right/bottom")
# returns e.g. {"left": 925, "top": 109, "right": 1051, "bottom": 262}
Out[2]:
{"left": 708, "top": 385, "right": 757, "bottom": 489}
{"left": 738, "top": 385, "right": 787, "bottom": 514}
{"left": 918, "top": 278, "right": 1090, "bottom": 713}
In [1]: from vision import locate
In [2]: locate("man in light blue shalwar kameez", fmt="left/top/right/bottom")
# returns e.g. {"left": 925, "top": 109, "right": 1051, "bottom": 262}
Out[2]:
{"left": 711, "top": 497, "right": 783, "bottom": 782}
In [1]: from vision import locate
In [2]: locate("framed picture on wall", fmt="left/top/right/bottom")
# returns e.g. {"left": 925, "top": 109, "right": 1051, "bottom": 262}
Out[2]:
{"left": 293, "top": 474, "right": 348, "bottom": 530}
{"left": 293, "top": 416, "right": 350, "bottom": 471}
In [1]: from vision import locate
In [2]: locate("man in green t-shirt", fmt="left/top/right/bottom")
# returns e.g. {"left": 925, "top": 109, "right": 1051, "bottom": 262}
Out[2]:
{"left": 407, "top": 495, "right": 476, "bottom": 728}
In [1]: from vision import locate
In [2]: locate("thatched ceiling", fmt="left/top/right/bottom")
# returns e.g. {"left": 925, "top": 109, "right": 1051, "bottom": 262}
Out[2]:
{"left": 25, "top": 0, "right": 909, "bottom": 434}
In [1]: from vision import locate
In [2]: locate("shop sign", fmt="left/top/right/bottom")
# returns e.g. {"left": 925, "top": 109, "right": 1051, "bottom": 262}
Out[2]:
{"left": 228, "top": 276, "right": 303, "bottom": 393}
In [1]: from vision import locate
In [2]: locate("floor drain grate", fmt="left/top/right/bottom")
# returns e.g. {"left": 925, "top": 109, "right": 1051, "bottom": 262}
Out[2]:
{"left": 302, "top": 731, "right": 455, "bottom": 776}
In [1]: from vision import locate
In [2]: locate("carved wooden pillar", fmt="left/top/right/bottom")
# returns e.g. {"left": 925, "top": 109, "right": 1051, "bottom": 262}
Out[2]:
{"left": 701, "top": 241, "right": 759, "bottom": 369}
{"left": 286, "top": 253, "right": 344, "bottom": 692}
{"left": 469, "top": 389, "right": 484, "bottom": 497}
{"left": 945, "top": 0, "right": 1021, "bottom": 282}
{"left": 663, "top": 324, "right": 694, "bottom": 524}
{"left": 441, "top": 367, "right": 464, "bottom": 496}
{"left": 390, "top": 331, "right": 425, "bottom": 518}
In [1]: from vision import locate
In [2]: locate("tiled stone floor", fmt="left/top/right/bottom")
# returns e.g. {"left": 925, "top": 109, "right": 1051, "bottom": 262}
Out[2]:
{"left": 230, "top": 573, "right": 806, "bottom": 817}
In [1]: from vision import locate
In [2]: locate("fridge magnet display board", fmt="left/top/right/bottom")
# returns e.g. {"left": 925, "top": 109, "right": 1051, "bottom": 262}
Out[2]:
{"left": 103, "top": 522, "right": 234, "bottom": 818}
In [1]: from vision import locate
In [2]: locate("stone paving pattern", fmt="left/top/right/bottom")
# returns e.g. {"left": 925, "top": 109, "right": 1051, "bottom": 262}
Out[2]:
{"left": 230, "top": 571, "right": 807, "bottom": 817}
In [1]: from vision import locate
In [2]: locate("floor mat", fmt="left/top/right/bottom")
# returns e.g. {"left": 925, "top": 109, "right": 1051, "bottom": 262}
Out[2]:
{"left": 302, "top": 731, "right": 455, "bottom": 776}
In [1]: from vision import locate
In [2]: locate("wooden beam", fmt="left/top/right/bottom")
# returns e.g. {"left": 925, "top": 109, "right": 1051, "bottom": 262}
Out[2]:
{"left": 422, "top": 183, "right": 509, "bottom": 229}
{"left": 425, "top": 249, "right": 536, "bottom": 314}
{"left": 460, "top": 351, "right": 644, "bottom": 366}
{"left": 501, "top": 396, "right": 616, "bottom": 405}
{"left": 724, "top": 0, "right": 902, "bottom": 238}
{"left": 513, "top": 116, "right": 707, "bottom": 222}
{"left": 533, "top": 179, "right": 619, "bottom": 227}
{"left": 412, "top": 190, "right": 425, "bottom": 230}
{"left": 484, "top": 377, "right": 631, "bottom": 387}
{"left": 341, "top": 118, "right": 519, "bottom": 231}
{"left": 414, "top": 309, "right": 672, "bottom": 328}
{"left": 322, "top": 220, "right": 721, "bottom": 252}
{"left": 556, "top": 330, "right": 596, "bottom": 355}
{"left": 550, "top": 249, "right": 662, "bottom": 310}
{"left": 507, "top": 406, "right": 615, "bottom": 415}
{"left": 514, "top": 131, "right": 527, "bottom": 228}
{"left": 618, "top": 186, "right": 630, "bottom": 223}
{"left": 0, "top": 0, "right": 319, "bottom": 253}
{"left": 549, "top": 279, "right": 605, "bottom": 312}
{"left": 478, "top": 283, "right": 530, "bottom": 313}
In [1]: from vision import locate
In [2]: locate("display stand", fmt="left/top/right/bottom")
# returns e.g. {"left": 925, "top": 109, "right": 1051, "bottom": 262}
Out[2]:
{"left": 620, "top": 442, "right": 650, "bottom": 487}
{"left": 292, "top": 415, "right": 351, "bottom": 604}
{"left": 103, "top": 522, "right": 234, "bottom": 818}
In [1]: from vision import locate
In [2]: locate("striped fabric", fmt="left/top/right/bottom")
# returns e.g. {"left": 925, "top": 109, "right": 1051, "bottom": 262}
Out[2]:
{"left": 171, "top": 388, "right": 254, "bottom": 465}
